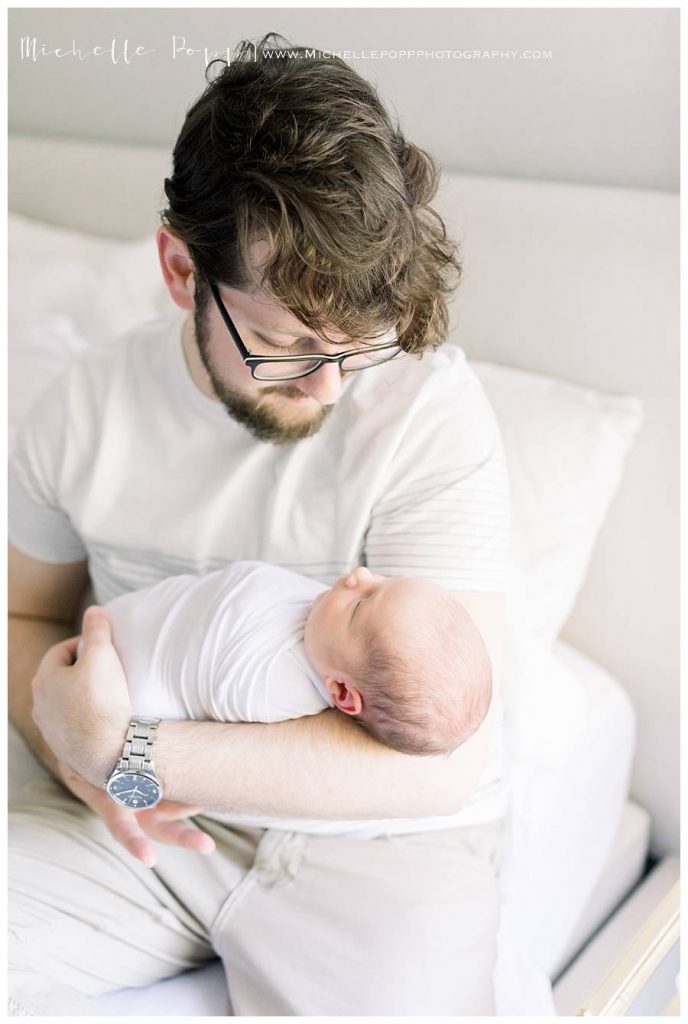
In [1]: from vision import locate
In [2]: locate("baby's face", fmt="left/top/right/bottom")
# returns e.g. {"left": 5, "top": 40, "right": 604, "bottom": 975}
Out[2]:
{"left": 304, "top": 566, "right": 428, "bottom": 683}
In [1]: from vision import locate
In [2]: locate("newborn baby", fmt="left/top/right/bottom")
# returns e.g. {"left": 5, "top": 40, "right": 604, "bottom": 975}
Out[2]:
{"left": 100, "top": 560, "right": 492, "bottom": 757}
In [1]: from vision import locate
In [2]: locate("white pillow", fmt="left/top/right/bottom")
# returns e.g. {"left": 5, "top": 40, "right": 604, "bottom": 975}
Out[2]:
{"left": 8, "top": 213, "right": 175, "bottom": 442}
{"left": 472, "top": 360, "right": 643, "bottom": 644}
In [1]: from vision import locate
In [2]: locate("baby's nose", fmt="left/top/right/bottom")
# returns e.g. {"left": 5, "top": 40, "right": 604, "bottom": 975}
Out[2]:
{"left": 344, "top": 566, "right": 374, "bottom": 588}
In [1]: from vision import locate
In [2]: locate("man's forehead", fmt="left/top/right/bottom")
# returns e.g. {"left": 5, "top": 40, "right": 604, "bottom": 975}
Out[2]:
{"left": 225, "top": 238, "right": 349, "bottom": 343}
{"left": 228, "top": 289, "right": 347, "bottom": 345}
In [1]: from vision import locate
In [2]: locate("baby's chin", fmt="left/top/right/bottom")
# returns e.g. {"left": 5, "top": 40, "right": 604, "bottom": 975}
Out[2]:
{"left": 303, "top": 603, "right": 326, "bottom": 669}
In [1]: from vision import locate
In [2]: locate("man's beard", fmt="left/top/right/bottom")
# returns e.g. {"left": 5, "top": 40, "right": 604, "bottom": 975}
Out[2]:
{"left": 192, "top": 299, "right": 333, "bottom": 445}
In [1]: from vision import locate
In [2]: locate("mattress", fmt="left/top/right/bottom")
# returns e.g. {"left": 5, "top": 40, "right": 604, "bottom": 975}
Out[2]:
{"left": 6, "top": 635, "right": 637, "bottom": 1017}
{"left": 553, "top": 797, "right": 650, "bottom": 980}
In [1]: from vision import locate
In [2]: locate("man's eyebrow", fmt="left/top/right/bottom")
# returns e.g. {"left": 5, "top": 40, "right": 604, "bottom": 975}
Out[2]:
{"left": 251, "top": 326, "right": 323, "bottom": 347}
{"left": 251, "top": 324, "right": 396, "bottom": 349}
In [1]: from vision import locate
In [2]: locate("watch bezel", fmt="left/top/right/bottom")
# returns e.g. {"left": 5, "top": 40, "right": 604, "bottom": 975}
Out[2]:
{"left": 105, "top": 769, "right": 163, "bottom": 810}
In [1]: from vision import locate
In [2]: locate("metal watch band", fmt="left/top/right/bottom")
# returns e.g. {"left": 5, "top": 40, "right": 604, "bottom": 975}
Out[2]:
{"left": 119, "top": 718, "right": 161, "bottom": 773}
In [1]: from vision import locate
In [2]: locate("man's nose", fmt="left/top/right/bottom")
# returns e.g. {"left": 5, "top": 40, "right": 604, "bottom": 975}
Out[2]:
{"left": 294, "top": 362, "right": 343, "bottom": 405}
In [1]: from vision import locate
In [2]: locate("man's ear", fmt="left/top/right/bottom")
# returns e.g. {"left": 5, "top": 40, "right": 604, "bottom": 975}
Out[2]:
{"left": 324, "top": 677, "right": 363, "bottom": 716}
{"left": 156, "top": 226, "right": 196, "bottom": 311}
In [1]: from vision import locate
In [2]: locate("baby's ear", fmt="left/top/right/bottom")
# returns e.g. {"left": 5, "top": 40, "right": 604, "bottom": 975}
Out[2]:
{"left": 324, "top": 677, "right": 363, "bottom": 716}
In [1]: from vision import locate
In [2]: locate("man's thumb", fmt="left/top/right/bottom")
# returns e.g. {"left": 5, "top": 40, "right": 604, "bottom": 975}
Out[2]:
{"left": 81, "top": 606, "right": 112, "bottom": 647}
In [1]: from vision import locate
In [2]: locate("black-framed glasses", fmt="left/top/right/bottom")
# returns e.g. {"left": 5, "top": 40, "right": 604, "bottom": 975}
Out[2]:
{"left": 206, "top": 279, "right": 404, "bottom": 381}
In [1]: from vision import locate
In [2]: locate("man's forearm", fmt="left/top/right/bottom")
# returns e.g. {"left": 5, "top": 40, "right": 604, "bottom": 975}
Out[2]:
{"left": 105, "top": 704, "right": 495, "bottom": 820}
{"left": 8, "top": 614, "right": 76, "bottom": 781}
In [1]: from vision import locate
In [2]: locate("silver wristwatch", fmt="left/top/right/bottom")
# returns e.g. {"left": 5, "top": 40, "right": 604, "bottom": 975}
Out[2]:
{"left": 104, "top": 717, "right": 164, "bottom": 810}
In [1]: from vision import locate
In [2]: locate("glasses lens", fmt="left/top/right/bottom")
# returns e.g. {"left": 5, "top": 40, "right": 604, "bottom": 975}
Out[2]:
{"left": 252, "top": 347, "right": 404, "bottom": 380}
{"left": 253, "top": 359, "right": 322, "bottom": 381}
{"left": 340, "top": 346, "right": 403, "bottom": 371}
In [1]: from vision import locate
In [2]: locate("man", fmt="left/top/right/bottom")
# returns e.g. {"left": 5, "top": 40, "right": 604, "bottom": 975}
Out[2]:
{"left": 9, "top": 34, "right": 511, "bottom": 1015}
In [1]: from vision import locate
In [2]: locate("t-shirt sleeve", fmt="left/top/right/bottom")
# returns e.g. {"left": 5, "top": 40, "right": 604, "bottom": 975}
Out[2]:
{"left": 365, "top": 367, "right": 511, "bottom": 592}
{"left": 8, "top": 371, "right": 87, "bottom": 564}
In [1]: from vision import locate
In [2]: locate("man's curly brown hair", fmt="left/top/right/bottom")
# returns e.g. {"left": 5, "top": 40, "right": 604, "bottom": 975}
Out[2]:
{"left": 160, "top": 32, "right": 462, "bottom": 353}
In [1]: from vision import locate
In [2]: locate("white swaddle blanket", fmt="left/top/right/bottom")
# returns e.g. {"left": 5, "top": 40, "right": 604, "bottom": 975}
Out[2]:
{"left": 103, "top": 560, "right": 333, "bottom": 723}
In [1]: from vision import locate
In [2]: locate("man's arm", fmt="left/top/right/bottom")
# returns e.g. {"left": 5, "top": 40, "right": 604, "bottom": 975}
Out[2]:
{"left": 13, "top": 541, "right": 499, "bottom": 821}
{"left": 54, "top": 588, "right": 502, "bottom": 821}
{"left": 11, "top": 545, "right": 221, "bottom": 867}
{"left": 8, "top": 543, "right": 90, "bottom": 781}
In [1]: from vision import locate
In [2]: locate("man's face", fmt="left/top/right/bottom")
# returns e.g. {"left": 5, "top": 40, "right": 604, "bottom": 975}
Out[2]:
{"left": 191, "top": 249, "right": 355, "bottom": 444}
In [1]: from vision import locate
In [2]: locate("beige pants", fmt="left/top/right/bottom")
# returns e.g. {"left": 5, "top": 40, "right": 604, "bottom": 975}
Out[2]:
{"left": 9, "top": 774, "right": 505, "bottom": 1016}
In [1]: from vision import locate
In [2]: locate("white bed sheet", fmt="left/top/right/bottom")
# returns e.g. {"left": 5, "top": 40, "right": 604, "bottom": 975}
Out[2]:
{"left": 12, "top": 635, "right": 628, "bottom": 1017}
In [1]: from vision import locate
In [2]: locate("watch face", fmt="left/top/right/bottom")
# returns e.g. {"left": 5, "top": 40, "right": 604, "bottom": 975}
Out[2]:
{"left": 106, "top": 772, "right": 162, "bottom": 810}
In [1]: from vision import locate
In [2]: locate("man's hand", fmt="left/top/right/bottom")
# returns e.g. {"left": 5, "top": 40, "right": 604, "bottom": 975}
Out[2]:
{"left": 54, "top": 759, "right": 216, "bottom": 868}
{"left": 31, "top": 605, "right": 133, "bottom": 786}
{"left": 29, "top": 603, "right": 216, "bottom": 867}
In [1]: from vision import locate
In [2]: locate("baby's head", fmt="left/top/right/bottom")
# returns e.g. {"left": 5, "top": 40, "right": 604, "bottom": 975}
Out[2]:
{"left": 304, "top": 566, "right": 492, "bottom": 756}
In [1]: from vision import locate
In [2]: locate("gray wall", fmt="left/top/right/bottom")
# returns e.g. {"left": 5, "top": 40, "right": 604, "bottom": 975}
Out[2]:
{"left": 8, "top": 7, "right": 678, "bottom": 191}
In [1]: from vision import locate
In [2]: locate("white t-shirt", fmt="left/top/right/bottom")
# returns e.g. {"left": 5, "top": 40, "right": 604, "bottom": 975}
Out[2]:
{"left": 9, "top": 307, "right": 511, "bottom": 838}
{"left": 104, "top": 560, "right": 333, "bottom": 722}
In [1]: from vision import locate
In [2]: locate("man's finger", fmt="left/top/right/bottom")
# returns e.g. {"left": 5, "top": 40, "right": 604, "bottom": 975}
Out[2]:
{"left": 99, "top": 801, "right": 158, "bottom": 867}
{"left": 109, "top": 819, "right": 158, "bottom": 868}
{"left": 59, "top": 765, "right": 213, "bottom": 864}
{"left": 79, "top": 605, "right": 113, "bottom": 650}
{"left": 72, "top": 778, "right": 158, "bottom": 867}
{"left": 138, "top": 800, "right": 205, "bottom": 820}
{"left": 39, "top": 634, "right": 81, "bottom": 670}
{"left": 143, "top": 818, "right": 216, "bottom": 854}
